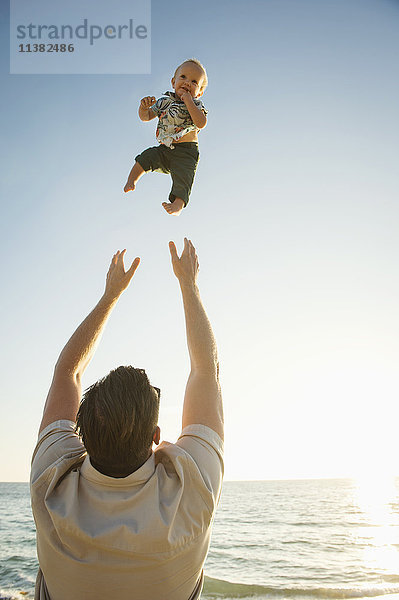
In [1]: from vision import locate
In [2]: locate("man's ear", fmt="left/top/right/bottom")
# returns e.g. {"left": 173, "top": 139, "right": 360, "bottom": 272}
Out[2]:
{"left": 171, "top": 77, "right": 175, "bottom": 89}
{"left": 153, "top": 426, "right": 161, "bottom": 445}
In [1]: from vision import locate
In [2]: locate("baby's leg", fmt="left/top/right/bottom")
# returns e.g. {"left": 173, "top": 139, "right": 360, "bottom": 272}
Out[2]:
{"left": 124, "top": 162, "right": 145, "bottom": 192}
{"left": 163, "top": 144, "right": 198, "bottom": 215}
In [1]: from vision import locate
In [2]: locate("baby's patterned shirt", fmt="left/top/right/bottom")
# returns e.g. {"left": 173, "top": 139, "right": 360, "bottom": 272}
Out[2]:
{"left": 151, "top": 91, "right": 207, "bottom": 148}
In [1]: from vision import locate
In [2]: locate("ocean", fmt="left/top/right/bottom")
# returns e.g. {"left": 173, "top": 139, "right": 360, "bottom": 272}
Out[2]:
{"left": 1, "top": 478, "right": 399, "bottom": 600}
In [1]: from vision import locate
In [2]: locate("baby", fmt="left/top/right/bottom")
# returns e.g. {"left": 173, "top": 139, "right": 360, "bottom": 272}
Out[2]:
{"left": 123, "top": 59, "right": 208, "bottom": 216}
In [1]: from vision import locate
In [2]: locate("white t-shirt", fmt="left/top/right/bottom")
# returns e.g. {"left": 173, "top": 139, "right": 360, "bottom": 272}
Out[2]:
{"left": 30, "top": 420, "right": 223, "bottom": 600}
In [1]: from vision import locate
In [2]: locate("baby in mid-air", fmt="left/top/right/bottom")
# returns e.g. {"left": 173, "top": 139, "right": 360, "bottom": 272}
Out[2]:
{"left": 123, "top": 58, "right": 208, "bottom": 216}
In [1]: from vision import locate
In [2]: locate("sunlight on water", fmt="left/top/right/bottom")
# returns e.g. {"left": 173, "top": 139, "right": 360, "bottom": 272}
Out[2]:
{"left": 354, "top": 475, "right": 398, "bottom": 529}
{"left": 353, "top": 476, "right": 399, "bottom": 575}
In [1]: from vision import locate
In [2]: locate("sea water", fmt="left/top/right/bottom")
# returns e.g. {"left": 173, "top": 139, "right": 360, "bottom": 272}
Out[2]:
{"left": 1, "top": 479, "right": 399, "bottom": 600}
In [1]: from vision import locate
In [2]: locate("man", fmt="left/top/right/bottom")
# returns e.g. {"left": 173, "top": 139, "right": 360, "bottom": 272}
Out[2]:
{"left": 30, "top": 238, "right": 224, "bottom": 600}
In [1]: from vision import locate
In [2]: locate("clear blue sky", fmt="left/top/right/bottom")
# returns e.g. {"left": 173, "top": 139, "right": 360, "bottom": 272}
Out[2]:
{"left": 1, "top": 0, "right": 399, "bottom": 481}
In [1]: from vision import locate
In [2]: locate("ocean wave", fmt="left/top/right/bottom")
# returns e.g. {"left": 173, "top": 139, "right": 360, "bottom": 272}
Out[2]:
{"left": 0, "top": 591, "right": 32, "bottom": 600}
{"left": 202, "top": 577, "right": 399, "bottom": 600}
{"left": 382, "top": 576, "right": 399, "bottom": 584}
{"left": 2, "top": 578, "right": 399, "bottom": 600}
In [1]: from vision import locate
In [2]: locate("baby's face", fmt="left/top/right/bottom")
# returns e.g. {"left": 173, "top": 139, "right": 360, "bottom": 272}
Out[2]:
{"left": 172, "top": 62, "right": 206, "bottom": 100}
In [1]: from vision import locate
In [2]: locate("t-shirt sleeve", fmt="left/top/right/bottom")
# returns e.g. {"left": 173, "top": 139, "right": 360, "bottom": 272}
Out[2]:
{"left": 31, "top": 420, "right": 86, "bottom": 485}
{"left": 176, "top": 424, "right": 224, "bottom": 503}
{"left": 196, "top": 100, "right": 208, "bottom": 116}
{"left": 151, "top": 96, "right": 168, "bottom": 116}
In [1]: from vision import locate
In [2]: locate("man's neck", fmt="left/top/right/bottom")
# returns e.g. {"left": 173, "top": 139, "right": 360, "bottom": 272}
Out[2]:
{"left": 89, "top": 452, "right": 151, "bottom": 478}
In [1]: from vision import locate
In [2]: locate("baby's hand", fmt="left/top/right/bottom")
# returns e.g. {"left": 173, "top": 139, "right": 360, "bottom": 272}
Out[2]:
{"left": 177, "top": 90, "right": 192, "bottom": 104}
{"left": 140, "top": 96, "right": 156, "bottom": 109}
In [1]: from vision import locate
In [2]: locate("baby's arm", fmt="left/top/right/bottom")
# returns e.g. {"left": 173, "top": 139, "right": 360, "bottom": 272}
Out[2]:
{"left": 138, "top": 96, "right": 157, "bottom": 122}
{"left": 179, "top": 91, "right": 207, "bottom": 129}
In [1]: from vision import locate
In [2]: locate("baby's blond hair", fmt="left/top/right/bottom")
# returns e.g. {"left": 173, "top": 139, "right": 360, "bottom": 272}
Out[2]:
{"left": 174, "top": 58, "right": 208, "bottom": 90}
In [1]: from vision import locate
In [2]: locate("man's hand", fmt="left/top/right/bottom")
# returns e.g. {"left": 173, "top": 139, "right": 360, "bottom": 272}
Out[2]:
{"left": 140, "top": 96, "right": 156, "bottom": 109}
{"left": 104, "top": 250, "right": 140, "bottom": 301}
{"left": 169, "top": 238, "right": 198, "bottom": 286}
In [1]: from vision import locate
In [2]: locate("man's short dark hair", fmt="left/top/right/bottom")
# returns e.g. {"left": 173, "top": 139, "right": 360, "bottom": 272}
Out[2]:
{"left": 76, "top": 366, "right": 160, "bottom": 477}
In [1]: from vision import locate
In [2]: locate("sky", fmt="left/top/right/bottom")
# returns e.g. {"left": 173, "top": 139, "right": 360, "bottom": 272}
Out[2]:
{"left": 1, "top": 0, "right": 399, "bottom": 481}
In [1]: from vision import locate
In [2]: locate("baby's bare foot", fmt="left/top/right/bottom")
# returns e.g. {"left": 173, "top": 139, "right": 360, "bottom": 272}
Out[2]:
{"left": 162, "top": 198, "right": 185, "bottom": 216}
{"left": 124, "top": 181, "right": 136, "bottom": 193}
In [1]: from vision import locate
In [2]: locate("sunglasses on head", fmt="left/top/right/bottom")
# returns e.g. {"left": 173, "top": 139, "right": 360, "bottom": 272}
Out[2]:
{"left": 137, "top": 369, "right": 160, "bottom": 400}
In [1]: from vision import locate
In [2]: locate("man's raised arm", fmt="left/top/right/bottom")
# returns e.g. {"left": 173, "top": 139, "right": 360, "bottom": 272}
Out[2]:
{"left": 39, "top": 251, "right": 140, "bottom": 435}
{"left": 169, "top": 239, "right": 223, "bottom": 439}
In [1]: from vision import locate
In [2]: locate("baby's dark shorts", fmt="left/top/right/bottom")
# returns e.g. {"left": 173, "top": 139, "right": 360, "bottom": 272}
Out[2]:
{"left": 135, "top": 142, "right": 199, "bottom": 207}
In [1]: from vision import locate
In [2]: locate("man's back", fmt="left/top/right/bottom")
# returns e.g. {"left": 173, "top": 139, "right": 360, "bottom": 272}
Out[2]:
{"left": 31, "top": 420, "right": 223, "bottom": 600}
